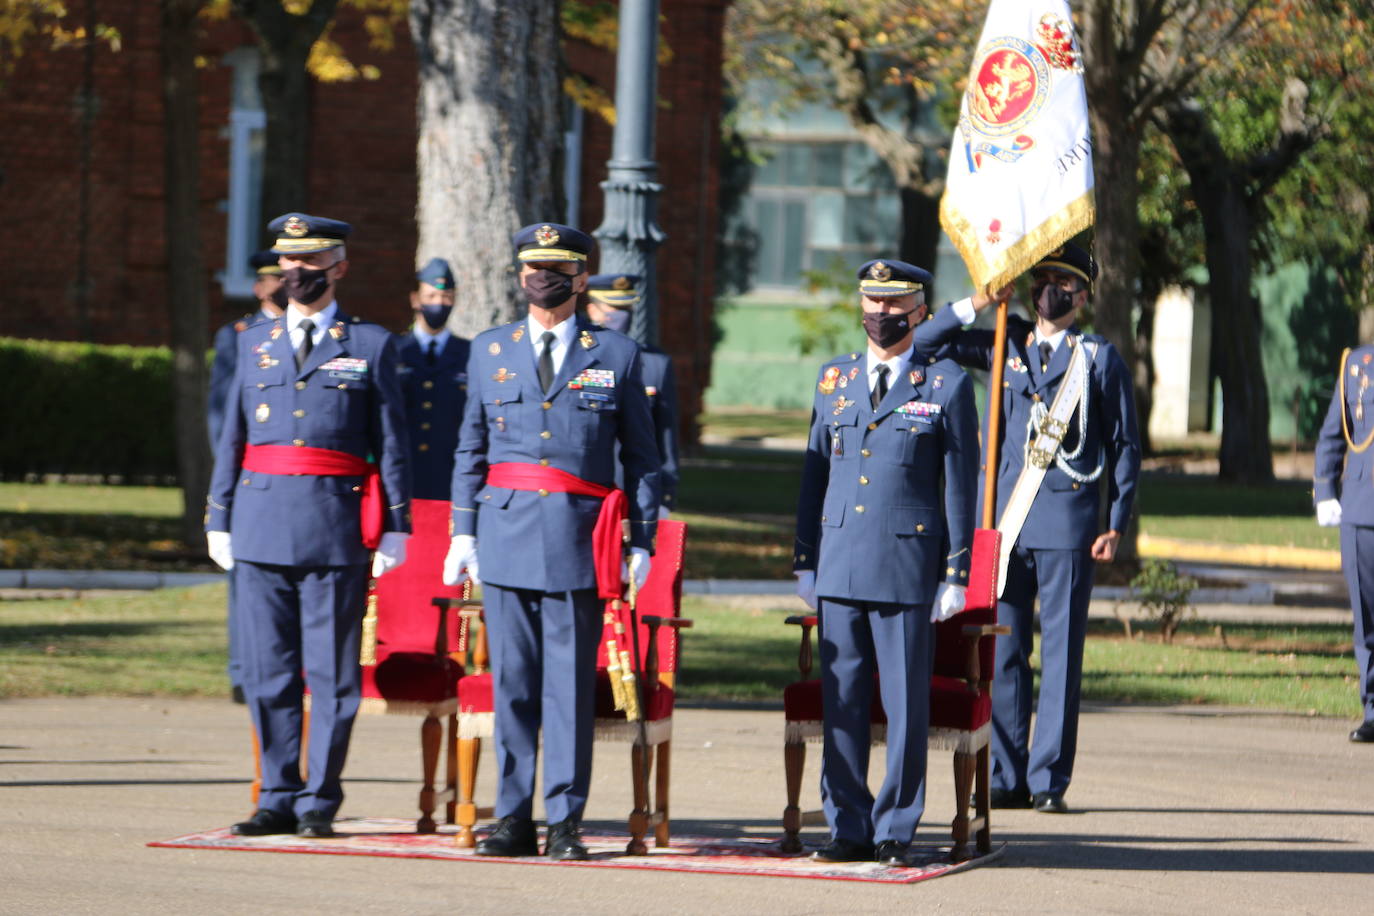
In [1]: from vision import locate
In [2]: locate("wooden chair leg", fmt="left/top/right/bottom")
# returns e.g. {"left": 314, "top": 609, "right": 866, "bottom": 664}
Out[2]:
{"left": 626, "top": 743, "right": 651, "bottom": 855}
{"left": 975, "top": 743, "right": 992, "bottom": 854}
{"left": 444, "top": 713, "right": 458, "bottom": 825}
{"left": 417, "top": 714, "right": 441, "bottom": 833}
{"left": 454, "top": 736, "right": 480, "bottom": 849}
{"left": 781, "top": 740, "right": 806, "bottom": 853}
{"left": 249, "top": 724, "right": 262, "bottom": 810}
{"left": 949, "top": 750, "right": 976, "bottom": 863}
{"left": 653, "top": 739, "right": 671, "bottom": 848}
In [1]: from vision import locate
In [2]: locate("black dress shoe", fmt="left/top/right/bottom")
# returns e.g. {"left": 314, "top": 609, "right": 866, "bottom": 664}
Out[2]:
{"left": 545, "top": 819, "right": 589, "bottom": 861}
{"left": 1351, "top": 721, "right": 1374, "bottom": 743}
{"left": 987, "top": 788, "right": 1032, "bottom": 809}
{"left": 874, "top": 840, "right": 909, "bottom": 866}
{"left": 811, "top": 838, "right": 876, "bottom": 863}
{"left": 1033, "top": 792, "right": 1069, "bottom": 813}
{"left": 296, "top": 810, "right": 335, "bottom": 837}
{"left": 231, "top": 809, "right": 297, "bottom": 836}
{"left": 475, "top": 815, "right": 538, "bottom": 857}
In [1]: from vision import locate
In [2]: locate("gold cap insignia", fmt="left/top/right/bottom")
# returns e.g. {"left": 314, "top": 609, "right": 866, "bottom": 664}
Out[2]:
{"left": 612, "top": 276, "right": 631, "bottom": 290}
{"left": 1048, "top": 246, "right": 1065, "bottom": 257}
{"left": 283, "top": 216, "right": 309, "bottom": 238}
{"left": 870, "top": 262, "right": 892, "bottom": 281}
{"left": 535, "top": 224, "right": 560, "bottom": 246}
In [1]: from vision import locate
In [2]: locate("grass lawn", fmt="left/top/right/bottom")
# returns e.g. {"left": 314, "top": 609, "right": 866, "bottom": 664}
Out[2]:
{"left": 2, "top": 585, "right": 1360, "bottom": 720}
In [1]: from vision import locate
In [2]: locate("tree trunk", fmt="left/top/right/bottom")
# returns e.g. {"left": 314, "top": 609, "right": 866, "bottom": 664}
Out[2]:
{"left": 410, "top": 0, "right": 565, "bottom": 337}
{"left": 161, "top": 0, "right": 211, "bottom": 545}
{"left": 898, "top": 186, "right": 941, "bottom": 302}
{"left": 1165, "top": 102, "right": 1275, "bottom": 483}
{"left": 232, "top": 0, "right": 340, "bottom": 233}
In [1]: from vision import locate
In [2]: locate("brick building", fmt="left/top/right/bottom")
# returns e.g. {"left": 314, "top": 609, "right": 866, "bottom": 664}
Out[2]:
{"left": 0, "top": 0, "right": 727, "bottom": 441}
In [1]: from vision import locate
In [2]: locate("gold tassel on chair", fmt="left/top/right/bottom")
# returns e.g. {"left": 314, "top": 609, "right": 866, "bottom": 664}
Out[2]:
{"left": 359, "top": 587, "right": 379, "bottom": 666}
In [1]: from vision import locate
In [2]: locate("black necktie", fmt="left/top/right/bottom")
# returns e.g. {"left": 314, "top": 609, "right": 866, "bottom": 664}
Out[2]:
{"left": 1039, "top": 340, "right": 1053, "bottom": 373}
{"left": 538, "top": 331, "right": 556, "bottom": 391}
{"left": 871, "top": 363, "right": 889, "bottom": 410}
{"left": 295, "top": 319, "right": 315, "bottom": 371}
{"left": 426, "top": 339, "right": 437, "bottom": 367}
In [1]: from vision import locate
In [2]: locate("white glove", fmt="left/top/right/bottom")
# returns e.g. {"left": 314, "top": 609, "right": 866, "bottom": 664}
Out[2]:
{"left": 794, "top": 570, "right": 817, "bottom": 610}
{"left": 623, "top": 546, "right": 652, "bottom": 590}
{"left": 931, "top": 582, "right": 967, "bottom": 622}
{"left": 371, "top": 531, "right": 410, "bottom": 578}
{"left": 206, "top": 530, "right": 234, "bottom": 571}
{"left": 1316, "top": 498, "right": 1342, "bottom": 527}
{"left": 442, "top": 534, "right": 479, "bottom": 586}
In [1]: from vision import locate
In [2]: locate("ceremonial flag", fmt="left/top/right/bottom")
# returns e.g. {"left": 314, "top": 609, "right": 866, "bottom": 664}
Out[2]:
{"left": 939, "top": 0, "right": 1094, "bottom": 291}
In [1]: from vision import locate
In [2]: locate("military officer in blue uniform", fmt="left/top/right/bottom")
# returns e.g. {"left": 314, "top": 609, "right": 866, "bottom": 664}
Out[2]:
{"left": 793, "top": 258, "right": 979, "bottom": 865}
{"left": 206, "top": 212, "right": 412, "bottom": 838}
{"left": 398, "top": 257, "right": 472, "bottom": 499}
{"left": 207, "top": 250, "right": 287, "bottom": 703}
{"left": 1314, "top": 346, "right": 1374, "bottom": 743}
{"left": 912, "top": 242, "right": 1141, "bottom": 813}
{"left": 442, "top": 223, "right": 661, "bottom": 861}
{"left": 584, "top": 272, "right": 680, "bottom": 512}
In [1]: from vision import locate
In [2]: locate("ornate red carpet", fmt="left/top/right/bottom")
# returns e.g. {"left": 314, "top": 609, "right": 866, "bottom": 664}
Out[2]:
{"left": 149, "top": 818, "right": 1005, "bottom": 884}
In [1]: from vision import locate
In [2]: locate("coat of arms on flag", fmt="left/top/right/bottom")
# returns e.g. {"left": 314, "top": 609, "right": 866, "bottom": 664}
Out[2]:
{"left": 940, "top": 1, "right": 1095, "bottom": 292}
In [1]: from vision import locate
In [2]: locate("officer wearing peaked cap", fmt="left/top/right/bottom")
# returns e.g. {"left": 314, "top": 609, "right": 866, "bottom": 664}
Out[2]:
{"left": 207, "top": 250, "right": 287, "bottom": 706}
{"left": 442, "top": 222, "right": 661, "bottom": 861}
{"left": 397, "top": 257, "right": 471, "bottom": 499}
{"left": 205, "top": 212, "right": 413, "bottom": 839}
{"left": 793, "top": 258, "right": 979, "bottom": 866}
{"left": 585, "top": 272, "right": 680, "bottom": 513}
{"left": 1314, "top": 344, "right": 1374, "bottom": 743}
{"left": 911, "top": 241, "right": 1141, "bottom": 814}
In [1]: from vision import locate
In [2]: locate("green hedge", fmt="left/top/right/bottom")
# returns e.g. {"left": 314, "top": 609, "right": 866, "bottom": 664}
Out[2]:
{"left": 1, "top": 337, "right": 177, "bottom": 479}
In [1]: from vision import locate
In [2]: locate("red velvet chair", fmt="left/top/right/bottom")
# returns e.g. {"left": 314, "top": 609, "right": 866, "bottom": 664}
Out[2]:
{"left": 450, "top": 519, "right": 691, "bottom": 853}
{"left": 780, "top": 529, "right": 1007, "bottom": 861}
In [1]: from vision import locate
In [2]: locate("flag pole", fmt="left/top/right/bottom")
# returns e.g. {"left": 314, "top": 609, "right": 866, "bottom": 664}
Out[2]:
{"left": 982, "top": 298, "right": 1009, "bottom": 529}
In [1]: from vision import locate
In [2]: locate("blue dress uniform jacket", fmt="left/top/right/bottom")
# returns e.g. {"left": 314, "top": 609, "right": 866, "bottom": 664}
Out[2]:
{"left": 397, "top": 334, "right": 472, "bottom": 500}
{"left": 206, "top": 312, "right": 413, "bottom": 566}
{"left": 912, "top": 304, "right": 1142, "bottom": 799}
{"left": 208, "top": 310, "right": 273, "bottom": 448}
{"left": 1314, "top": 344, "right": 1374, "bottom": 725}
{"left": 450, "top": 318, "right": 661, "bottom": 591}
{"left": 640, "top": 348, "right": 680, "bottom": 510}
{"left": 794, "top": 353, "right": 980, "bottom": 602}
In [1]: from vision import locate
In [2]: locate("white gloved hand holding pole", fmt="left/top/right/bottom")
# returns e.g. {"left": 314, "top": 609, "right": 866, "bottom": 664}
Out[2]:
{"left": 931, "top": 582, "right": 967, "bottom": 622}
{"left": 1316, "top": 498, "right": 1342, "bottom": 528}
{"left": 207, "top": 531, "right": 234, "bottom": 571}
{"left": 794, "top": 570, "right": 818, "bottom": 611}
{"left": 442, "top": 535, "right": 479, "bottom": 586}
{"left": 623, "top": 547, "right": 652, "bottom": 590}
{"left": 371, "top": 531, "right": 410, "bottom": 578}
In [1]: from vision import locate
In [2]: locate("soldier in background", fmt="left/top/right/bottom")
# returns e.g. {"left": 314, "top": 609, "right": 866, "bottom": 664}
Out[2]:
{"left": 1314, "top": 346, "right": 1374, "bottom": 743}
{"left": 397, "top": 257, "right": 471, "bottom": 500}
{"left": 584, "top": 272, "right": 679, "bottom": 514}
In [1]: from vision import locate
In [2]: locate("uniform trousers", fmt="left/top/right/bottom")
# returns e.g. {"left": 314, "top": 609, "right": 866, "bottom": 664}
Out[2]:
{"left": 818, "top": 597, "right": 933, "bottom": 845}
{"left": 226, "top": 566, "right": 242, "bottom": 689}
{"left": 1339, "top": 524, "right": 1374, "bottom": 723}
{"left": 483, "top": 583, "right": 602, "bottom": 824}
{"left": 235, "top": 560, "right": 369, "bottom": 819}
{"left": 992, "top": 545, "right": 1094, "bottom": 797}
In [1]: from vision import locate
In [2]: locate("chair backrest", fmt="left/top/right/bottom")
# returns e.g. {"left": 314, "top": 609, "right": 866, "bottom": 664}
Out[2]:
{"left": 595, "top": 519, "right": 688, "bottom": 678}
{"left": 373, "top": 497, "right": 469, "bottom": 656}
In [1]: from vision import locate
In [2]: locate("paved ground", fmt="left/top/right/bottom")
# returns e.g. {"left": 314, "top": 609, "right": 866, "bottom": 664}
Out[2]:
{"left": 2, "top": 697, "right": 1371, "bottom": 914}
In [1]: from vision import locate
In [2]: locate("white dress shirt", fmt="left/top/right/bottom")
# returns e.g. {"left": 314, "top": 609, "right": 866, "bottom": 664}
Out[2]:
{"left": 865, "top": 339, "right": 916, "bottom": 396}
{"left": 527, "top": 313, "right": 577, "bottom": 376}
{"left": 412, "top": 323, "right": 452, "bottom": 352}
{"left": 286, "top": 301, "right": 338, "bottom": 350}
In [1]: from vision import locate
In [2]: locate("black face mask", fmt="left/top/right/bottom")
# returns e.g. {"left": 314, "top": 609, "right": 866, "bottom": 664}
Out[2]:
{"left": 862, "top": 308, "right": 916, "bottom": 349}
{"left": 597, "top": 308, "right": 632, "bottom": 333}
{"left": 419, "top": 304, "right": 453, "bottom": 330}
{"left": 1034, "top": 284, "right": 1077, "bottom": 321}
{"left": 282, "top": 265, "right": 332, "bottom": 305}
{"left": 523, "top": 269, "right": 575, "bottom": 309}
{"left": 268, "top": 285, "right": 288, "bottom": 310}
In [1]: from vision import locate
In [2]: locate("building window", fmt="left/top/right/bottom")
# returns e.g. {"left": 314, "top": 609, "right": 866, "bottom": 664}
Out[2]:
{"left": 219, "top": 48, "right": 266, "bottom": 299}
{"left": 741, "top": 140, "right": 899, "bottom": 292}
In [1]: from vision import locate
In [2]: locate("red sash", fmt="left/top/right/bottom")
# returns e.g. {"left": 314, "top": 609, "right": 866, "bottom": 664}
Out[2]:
{"left": 242, "top": 444, "right": 384, "bottom": 549}
{"left": 485, "top": 462, "right": 626, "bottom": 600}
